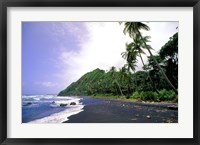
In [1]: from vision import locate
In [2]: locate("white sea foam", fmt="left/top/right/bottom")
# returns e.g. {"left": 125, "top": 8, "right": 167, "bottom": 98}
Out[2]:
{"left": 22, "top": 95, "right": 79, "bottom": 102}
{"left": 22, "top": 95, "right": 42, "bottom": 101}
{"left": 28, "top": 105, "right": 84, "bottom": 123}
{"left": 49, "top": 97, "right": 82, "bottom": 107}
{"left": 55, "top": 98, "right": 81, "bottom": 104}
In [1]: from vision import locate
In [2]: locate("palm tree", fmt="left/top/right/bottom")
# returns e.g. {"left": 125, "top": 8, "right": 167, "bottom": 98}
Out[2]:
{"left": 122, "top": 22, "right": 178, "bottom": 94}
{"left": 121, "top": 43, "right": 138, "bottom": 75}
{"left": 109, "top": 66, "right": 124, "bottom": 96}
{"left": 121, "top": 44, "right": 138, "bottom": 96}
{"left": 128, "top": 34, "right": 159, "bottom": 93}
{"left": 119, "top": 66, "right": 128, "bottom": 93}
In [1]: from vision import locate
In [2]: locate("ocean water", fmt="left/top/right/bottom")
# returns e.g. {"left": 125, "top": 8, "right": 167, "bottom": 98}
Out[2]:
{"left": 22, "top": 95, "right": 84, "bottom": 123}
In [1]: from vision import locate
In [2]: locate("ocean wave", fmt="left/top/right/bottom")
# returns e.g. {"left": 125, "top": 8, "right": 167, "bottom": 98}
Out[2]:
{"left": 22, "top": 95, "right": 41, "bottom": 101}
{"left": 22, "top": 95, "right": 84, "bottom": 123}
{"left": 55, "top": 98, "right": 81, "bottom": 104}
{"left": 22, "top": 95, "right": 79, "bottom": 101}
{"left": 22, "top": 95, "right": 58, "bottom": 103}
{"left": 22, "top": 102, "right": 39, "bottom": 107}
{"left": 28, "top": 105, "right": 84, "bottom": 123}
{"left": 49, "top": 98, "right": 82, "bottom": 108}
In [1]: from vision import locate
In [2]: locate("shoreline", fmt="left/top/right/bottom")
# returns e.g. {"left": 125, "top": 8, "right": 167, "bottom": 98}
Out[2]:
{"left": 59, "top": 95, "right": 178, "bottom": 105}
{"left": 90, "top": 96, "right": 178, "bottom": 105}
{"left": 64, "top": 96, "right": 178, "bottom": 123}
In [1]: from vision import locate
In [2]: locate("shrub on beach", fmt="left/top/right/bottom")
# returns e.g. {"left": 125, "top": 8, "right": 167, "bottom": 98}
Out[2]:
{"left": 157, "top": 89, "right": 176, "bottom": 101}
{"left": 140, "top": 91, "right": 158, "bottom": 101}
{"left": 130, "top": 91, "right": 141, "bottom": 100}
{"left": 131, "top": 89, "right": 176, "bottom": 102}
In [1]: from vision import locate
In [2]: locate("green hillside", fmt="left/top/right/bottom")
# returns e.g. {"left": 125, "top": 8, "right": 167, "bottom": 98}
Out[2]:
{"left": 58, "top": 68, "right": 105, "bottom": 96}
{"left": 58, "top": 67, "right": 130, "bottom": 96}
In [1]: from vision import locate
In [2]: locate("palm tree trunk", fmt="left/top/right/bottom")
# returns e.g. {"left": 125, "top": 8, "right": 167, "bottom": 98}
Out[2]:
{"left": 137, "top": 29, "right": 178, "bottom": 94}
{"left": 115, "top": 80, "right": 124, "bottom": 96}
{"left": 127, "top": 66, "right": 131, "bottom": 98}
{"left": 139, "top": 52, "right": 159, "bottom": 93}
{"left": 132, "top": 70, "right": 137, "bottom": 92}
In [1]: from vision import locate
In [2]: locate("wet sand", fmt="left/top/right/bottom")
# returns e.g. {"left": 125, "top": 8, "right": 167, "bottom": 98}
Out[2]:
{"left": 64, "top": 97, "right": 178, "bottom": 123}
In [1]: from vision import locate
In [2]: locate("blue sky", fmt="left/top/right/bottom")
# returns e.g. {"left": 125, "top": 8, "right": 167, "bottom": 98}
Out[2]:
{"left": 22, "top": 22, "right": 178, "bottom": 95}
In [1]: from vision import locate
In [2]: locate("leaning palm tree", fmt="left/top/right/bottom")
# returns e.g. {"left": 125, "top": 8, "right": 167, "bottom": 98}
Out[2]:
{"left": 121, "top": 22, "right": 177, "bottom": 94}
{"left": 128, "top": 34, "right": 159, "bottom": 93}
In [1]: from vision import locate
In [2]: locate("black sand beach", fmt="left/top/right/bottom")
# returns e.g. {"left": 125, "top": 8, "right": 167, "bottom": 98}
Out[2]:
{"left": 65, "top": 97, "right": 178, "bottom": 123}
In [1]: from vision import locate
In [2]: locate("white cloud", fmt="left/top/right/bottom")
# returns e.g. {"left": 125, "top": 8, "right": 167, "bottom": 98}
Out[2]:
{"left": 35, "top": 81, "right": 58, "bottom": 87}
{"left": 142, "top": 22, "right": 178, "bottom": 53}
{"left": 54, "top": 22, "right": 178, "bottom": 89}
{"left": 55, "top": 22, "right": 130, "bottom": 88}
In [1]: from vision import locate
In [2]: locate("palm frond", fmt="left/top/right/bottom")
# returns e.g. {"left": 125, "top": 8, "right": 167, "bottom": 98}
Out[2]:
{"left": 137, "top": 22, "right": 150, "bottom": 31}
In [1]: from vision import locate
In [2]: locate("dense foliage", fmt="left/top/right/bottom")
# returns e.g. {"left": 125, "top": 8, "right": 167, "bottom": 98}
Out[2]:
{"left": 58, "top": 23, "right": 178, "bottom": 102}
